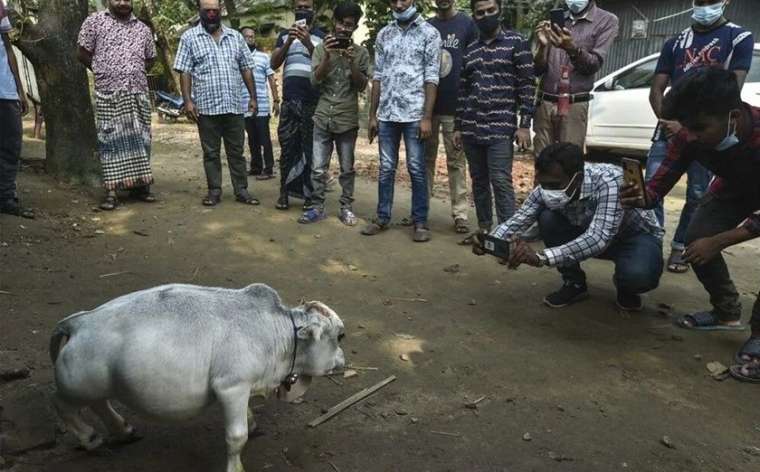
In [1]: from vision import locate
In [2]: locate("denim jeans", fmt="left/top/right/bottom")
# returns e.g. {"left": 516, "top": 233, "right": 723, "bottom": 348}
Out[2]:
{"left": 538, "top": 209, "right": 663, "bottom": 295}
{"left": 463, "top": 139, "right": 515, "bottom": 228}
{"left": 376, "top": 121, "right": 428, "bottom": 225}
{"left": 0, "top": 100, "right": 22, "bottom": 203}
{"left": 311, "top": 125, "right": 357, "bottom": 211}
{"left": 645, "top": 138, "right": 711, "bottom": 250}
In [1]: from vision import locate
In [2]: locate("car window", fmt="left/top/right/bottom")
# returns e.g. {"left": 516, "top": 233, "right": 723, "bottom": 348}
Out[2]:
{"left": 747, "top": 51, "right": 760, "bottom": 83}
{"left": 611, "top": 59, "right": 658, "bottom": 90}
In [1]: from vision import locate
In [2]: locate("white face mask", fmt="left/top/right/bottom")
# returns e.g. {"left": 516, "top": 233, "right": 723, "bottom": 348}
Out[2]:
{"left": 692, "top": 1, "right": 726, "bottom": 27}
{"left": 540, "top": 172, "right": 581, "bottom": 210}
{"left": 715, "top": 112, "right": 740, "bottom": 151}
{"left": 565, "top": 0, "right": 590, "bottom": 15}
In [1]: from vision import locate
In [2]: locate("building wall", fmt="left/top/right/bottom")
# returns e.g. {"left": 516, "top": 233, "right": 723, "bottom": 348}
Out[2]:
{"left": 597, "top": 0, "right": 760, "bottom": 76}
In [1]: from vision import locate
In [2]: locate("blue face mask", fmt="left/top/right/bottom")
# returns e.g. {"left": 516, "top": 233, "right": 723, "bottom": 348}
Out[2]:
{"left": 392, "top": 4, "right": 417, "bottom": 22}
{"left": 565, "top": 0, "right": 589, "bottom": 14}
{"left": 715, "top": 113, "right": 740, "bottom": 151}
{"left": 692, "top": 1, "right": 726, "bottom": 26}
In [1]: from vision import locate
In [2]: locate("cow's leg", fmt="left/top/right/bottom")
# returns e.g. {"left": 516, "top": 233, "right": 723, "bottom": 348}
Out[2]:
{"left": 52, "top": 394, "right": 103, "bottom": 450}
{"left": 246, "top": 404, "right": 258, "bottom": 436}
{"left": 217, "top": 384, "right": 251, "bottom": 472}
{"left": 90, "top": 400, "right": 142, "bottom": 445}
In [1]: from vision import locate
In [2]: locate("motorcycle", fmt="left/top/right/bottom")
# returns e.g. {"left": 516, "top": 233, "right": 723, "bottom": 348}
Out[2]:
{"left": 155, "top": 90, "right": 185, "bottom": 122}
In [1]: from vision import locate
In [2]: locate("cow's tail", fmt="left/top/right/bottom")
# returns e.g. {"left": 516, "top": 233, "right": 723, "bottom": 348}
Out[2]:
{"left": 49, "top": 321, "right": 72, "bottom": 365}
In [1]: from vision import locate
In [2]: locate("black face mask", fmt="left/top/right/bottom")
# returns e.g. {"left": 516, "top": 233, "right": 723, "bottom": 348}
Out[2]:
{"left": 200, "top": 9, "right": 221, "bottom": 33}
{"left": 475, "top": 13, "right": 500, "bottom": 36}
{"left": 248, "top": 43, "right": 257, "bottom": 51}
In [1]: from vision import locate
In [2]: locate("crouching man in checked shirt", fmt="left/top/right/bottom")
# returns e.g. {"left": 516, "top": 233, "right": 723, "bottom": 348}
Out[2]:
{"left": 77, "top": 0, "right": 158, "bottom": 211}
{"left": 476, "top": 143, "right": 664, "bottom": 311}
{"left": 174, "top": 0, "right": 259, "bottom": 207}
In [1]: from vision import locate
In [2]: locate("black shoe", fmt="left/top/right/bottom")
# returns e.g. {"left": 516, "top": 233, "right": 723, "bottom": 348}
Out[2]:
{"left": 616, "top": 291, "right": 643, "bottom": 312}
{"left": 0, "top": 199, "right": 35, "bottom": 219}
{"left": 544, "top": 283, "right": 589, "bottom": 309}
{"left": 249, "top": 169, "right": 262, "bottom": 176}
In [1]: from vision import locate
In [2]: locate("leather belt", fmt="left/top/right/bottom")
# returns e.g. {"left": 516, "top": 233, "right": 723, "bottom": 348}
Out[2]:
{"left": 539, "top": 92, "right": 593, "bottom": 104}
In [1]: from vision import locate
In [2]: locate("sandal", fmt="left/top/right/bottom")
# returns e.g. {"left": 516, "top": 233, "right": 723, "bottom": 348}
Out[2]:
{"left": 235, "top": 191, "right": 260, "bottom": 206}
{"left": 275, "top": 196, "right": 289, "bottom": 210}
{"left": 734, "top": 337, "right": 760, "bottom": 365}
{"left": 454, "top": 218, "right": 470, "bottom": 234}
{"left": 131, "top": 188, "right": 157, "bottom": 203}
{"left": 399, "top": 216, "right": 414, "bottom": 227}
{"left": 673, "top": 311, "right": 747, "bottom": 331}
{"left": 729, "top": 361, "right": 760, "bottom": 383}
{"left": 202, "top": 191, "right": 221, "bottom": 207}
{"left": 667, "top": 249, "right": 690, "bottom": 274}
{"left": 298, "top": 208, "right": 326, "bottom": 224}
{"left": 99, "top": 195, "right": 119, "bottom": 211}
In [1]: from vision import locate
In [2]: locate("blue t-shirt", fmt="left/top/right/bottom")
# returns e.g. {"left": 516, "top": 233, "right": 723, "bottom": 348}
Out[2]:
{"left": 241, "top": 48, "right": 274, "bottom": 117}
{"left": 275, "top": 27, "right": 324, "bottom": 103}
{"left": 0, "top": 15, "right": 19, "bottom": 101}
{"left": 656, "top": 22, "right": 754, "bottom": 85}
{"left": 428, "top": 12, "right": 477, "bottom": 116}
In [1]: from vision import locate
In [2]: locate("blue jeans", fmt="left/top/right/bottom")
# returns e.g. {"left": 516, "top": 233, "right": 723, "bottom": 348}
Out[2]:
{"left": 463, "top": 139, "right": 515, "bottom": 228}
{"left": 376, "top": 121, "right": 428, "bottom": 225}
{"left": 645, "top": 138, "right": 711, "bottom": 250}
{"left": 538, "top": 209, "right": 663, "bottom": 295}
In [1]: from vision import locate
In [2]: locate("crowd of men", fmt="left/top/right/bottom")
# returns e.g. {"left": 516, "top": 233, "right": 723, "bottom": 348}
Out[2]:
{"left": 1, "top": 0, "right": 759, "bottom": 382}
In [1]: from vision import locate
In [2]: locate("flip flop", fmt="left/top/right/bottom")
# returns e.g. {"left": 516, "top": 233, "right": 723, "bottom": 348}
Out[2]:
{"left": 454, "top": 218, "right": 470, "bottom": 234}
{"left": 99, "top": 195, "right": 119, "bottom": 211}
{"left": 235, "top": 192, "right": 260, "bottom": 206}
{"left": 734, "top": 337, "right": 760, "bottom": 365}
{"left": 202, "top": 192, "right": 221, "bottom": 206}
{"left": 673, "top": 311, "right": 747, "bottom": 331}
{"left": 667, "top": 249, "right": 690, "bottom": 274}
{"left": 729, "top": 362, "right": 760, "bottom": 384}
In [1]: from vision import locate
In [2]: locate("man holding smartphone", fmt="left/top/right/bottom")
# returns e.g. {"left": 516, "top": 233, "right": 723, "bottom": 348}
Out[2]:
{"left": 532, "top": 0, "right": 618, "bottom": 156}
{"left": 271, "top": 0, "right": 324, "bottom": 211}
{"left": 479, "top": 143, "right": 663, "bottom": 311}
{"left": 300, "top": 2, "right": 369, "bottom": 226}
{"left": 645, "top": 0, "right": 753, "bottom": 274}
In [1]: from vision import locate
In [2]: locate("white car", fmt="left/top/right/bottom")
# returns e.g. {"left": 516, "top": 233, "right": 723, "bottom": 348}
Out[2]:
{"left": 585, "top": 43, "right": 760, "bottom": 157}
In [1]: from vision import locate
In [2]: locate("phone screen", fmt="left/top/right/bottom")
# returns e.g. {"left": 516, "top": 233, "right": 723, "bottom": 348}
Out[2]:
{"left": 550, "top": 9, "right": 566, "bottom": 29}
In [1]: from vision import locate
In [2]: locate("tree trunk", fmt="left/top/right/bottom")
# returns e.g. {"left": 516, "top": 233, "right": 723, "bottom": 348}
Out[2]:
{"left": 15, "top": 0, "right": 99, "bottom": 184}
{"left": 224, "top": 0, "right": 240, "bottom": 29}
{"left": 139, "top": 1, "right": 181, "bottom": 94}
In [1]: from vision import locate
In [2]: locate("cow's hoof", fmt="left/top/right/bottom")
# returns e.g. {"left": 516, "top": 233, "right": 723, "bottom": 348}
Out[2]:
{"left": 81, "top": 432, "right": 104, "bottom": 451}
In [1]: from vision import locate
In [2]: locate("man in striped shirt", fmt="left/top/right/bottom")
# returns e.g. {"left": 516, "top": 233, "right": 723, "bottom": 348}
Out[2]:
{"left": 485, "top": 143, "right": 663, "bottom": 311}
{"left": 453, "top": 0, "right": 535, "bottom": 231}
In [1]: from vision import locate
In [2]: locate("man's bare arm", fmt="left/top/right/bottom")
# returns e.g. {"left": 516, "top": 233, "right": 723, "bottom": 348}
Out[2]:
{"left": 78, "top": 46, "right": 93, "bottom": 69}
{"left": 649, "top": 73, "right": 670, "bottom": 119}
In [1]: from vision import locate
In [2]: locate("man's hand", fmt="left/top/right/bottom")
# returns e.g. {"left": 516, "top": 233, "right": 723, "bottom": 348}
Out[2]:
{"left": 620, "top": 183, "right": 648, "bottom": 209}
{"left": 515, "top": 128, "right": 531, "bottom": 151}
{"left": 273, "top": 100, "right": 281, "bottom": 117}
{"left": 184, "top": 99, "right": 199, "bottom": 122}
{"left": 248, "top": 99, "right": 257, "bottom": 116}
{"left": 453, "top": 131, "right": 463, "bottom": 150}
{"left": 534, "top": 21, "right": 551, "bottom": 47}
{"left": 659, "top": 119, "right": 682, "bottom": 139}
{"left": 287, "top": 26, "right": 299, "bottom": 44}
{"left": 368, "top": 117, "right": 378, "bottom": 144}
{"left": 549, "top": 25, "right": 576, "bottom": 52}
{"left": 295, "top": 26, "right": 313, "bottom": 50}
{"left": 323, "top": 34, "right": 338, "bottom": 54}
{"left": 419, "top": 117, "right": 432, "bottom": 140}
{"left": 19, "top": 97, "right": 29, "bottom": 116}
{"left": 683, "top": 237, "right": 723, "bottom": 266}
{"left": 508, "top": 238, "right": 541, "bottom": 269}
{"left": 341, "top": 45, "right": 356, "bottom": 61}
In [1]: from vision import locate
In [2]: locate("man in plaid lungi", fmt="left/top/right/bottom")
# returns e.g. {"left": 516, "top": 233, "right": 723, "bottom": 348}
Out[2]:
{"left": 77, "top": 0, "right": 157, "bottom": 211}
{"left": 482, "top": 143, "right": 664, "bottom": 311}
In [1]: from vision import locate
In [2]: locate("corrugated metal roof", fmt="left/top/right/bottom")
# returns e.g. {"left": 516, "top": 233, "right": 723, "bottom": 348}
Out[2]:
{"left": 598, "top": 0, "right": 760, "bottom": 75}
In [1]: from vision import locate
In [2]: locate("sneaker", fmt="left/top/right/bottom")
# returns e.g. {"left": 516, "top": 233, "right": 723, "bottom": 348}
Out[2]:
{"left": 298, "top": 208, "right": 326, "bottom": 224}
{"left": 255, "top": 173, "right": 274, "bottom": 181}
{"left": 339, "top": 208, "right": 358, "bottom": 226}
{"left": 616, "top": 292, "right": 643, "bottom": 312}
{"left": 543, "top": 283, "right": 589, "bottom": 308}
{"left": 249, "top": 169, "right": 262, "bottom": 176}
{"left": 413, "top": 224, "right": 431, "bottom": 243}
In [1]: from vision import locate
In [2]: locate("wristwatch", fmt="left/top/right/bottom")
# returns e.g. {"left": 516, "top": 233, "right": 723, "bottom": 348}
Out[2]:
{"left": 536, "top": 251, "right": 549, "bottom": 267}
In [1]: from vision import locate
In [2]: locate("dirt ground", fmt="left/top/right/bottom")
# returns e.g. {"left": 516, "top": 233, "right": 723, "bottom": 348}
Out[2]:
{"left": 1, "top": 118, "right": 760, "bottom": 472}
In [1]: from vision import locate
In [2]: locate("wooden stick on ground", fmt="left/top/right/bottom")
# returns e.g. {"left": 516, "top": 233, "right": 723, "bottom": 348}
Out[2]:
{"left": 307, "top": 375, "right": 397, "bottom": 428}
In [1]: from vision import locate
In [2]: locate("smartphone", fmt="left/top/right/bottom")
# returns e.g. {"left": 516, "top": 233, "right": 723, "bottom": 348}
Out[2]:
{"left": 294, "top": 18, "right": 307, "bottom": 27}
{"left": 334, "top": 35, "right": 351, "bottom": 50}
{"left": 550, "top": 8, "right": 566, "bottom": 30}
{"left": 478, "top": 233, "right": 510, "bottom": 260}
{"left": 295, "top": 10, "right": 312, "bottom": 26}
{"left": 622, "top": 158, "right": 646, "bottom": 196}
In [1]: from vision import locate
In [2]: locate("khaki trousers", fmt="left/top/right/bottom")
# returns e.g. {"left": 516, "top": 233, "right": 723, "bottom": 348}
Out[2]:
{"left": 424, "top": 115, "right": 469, "bottom": 221}
{"left": 532, "top": 101, "right": 589, "bottom": 156}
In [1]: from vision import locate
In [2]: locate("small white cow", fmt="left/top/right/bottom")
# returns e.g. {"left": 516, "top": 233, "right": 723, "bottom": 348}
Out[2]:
{"left": 49, "top": 283, "right": 346, "bottom": 472}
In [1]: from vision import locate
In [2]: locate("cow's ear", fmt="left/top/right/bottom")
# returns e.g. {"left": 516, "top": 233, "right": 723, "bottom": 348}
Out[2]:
{"left": 297, "top": 322, "right": 323, "bottom": 341}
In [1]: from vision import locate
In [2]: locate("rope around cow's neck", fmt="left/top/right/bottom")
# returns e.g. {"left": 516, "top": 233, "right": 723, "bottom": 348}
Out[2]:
{"left": 281, "top": 310, "right": 299, "bottom": 390}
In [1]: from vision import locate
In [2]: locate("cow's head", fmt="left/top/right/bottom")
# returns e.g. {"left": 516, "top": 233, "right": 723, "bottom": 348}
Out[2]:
{"left": 277, "top": 301, "right": 346, "bottom": 402}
